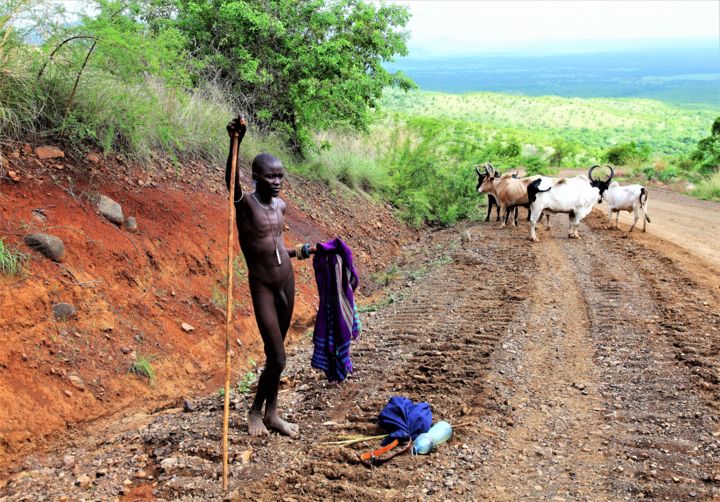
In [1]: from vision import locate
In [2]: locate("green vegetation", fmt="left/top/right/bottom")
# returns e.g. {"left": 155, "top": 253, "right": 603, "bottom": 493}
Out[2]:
{"left": 0, "top": 238, "right": 27, "bottom": 276}
{"left": 1, "top": 1, "right": 717, "bottom": 228}
{"left": 145, "top": 0, "right": 414, "bottom": 156}
{"left": 129, "top": 354, "right": 156, "bottom": 383}
{"left": 692, "top": 171, "right": 720, "bottom": 201}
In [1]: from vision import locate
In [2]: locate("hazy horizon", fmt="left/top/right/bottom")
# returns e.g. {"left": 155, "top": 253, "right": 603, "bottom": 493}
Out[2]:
{"left": 386, "top": 0, "right": 720, "bottom": 57}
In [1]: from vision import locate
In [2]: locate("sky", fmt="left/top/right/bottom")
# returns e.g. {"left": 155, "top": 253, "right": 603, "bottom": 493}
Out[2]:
{"left": 384, "top": 0, "right": 720, "bottom": 55}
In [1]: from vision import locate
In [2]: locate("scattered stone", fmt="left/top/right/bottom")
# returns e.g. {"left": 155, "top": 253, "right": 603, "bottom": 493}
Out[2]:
{"left": 86, "top": 153, "right": 100, "bottom": 164}
{"left": 7, "top": 170, "right": 21, "bottom": 182}
{"left": 239, "top": 450, "right": 253, "bottom": 464}
{"left": 22, "top": 143, "right": 32, "bottom": 155}
{"left": 68, "top": 375, "right": 86, "bottom": 391}
{"left": 224, "top": 490, "right": 242, "bottom": 501}
{"left": 75, "top": 473, "right": 92, "bottom": 489}
{"left": 35, "top": 146, "right": 65, "bottom": 160}
{"left": 125, "top": 216, "right": 138, "bottom": 232}
{"left": 135, "top": 469, "right": 147, "bottom": 479}
{"left": 62, "top": 455, "right": 75, "bottom": 467}
{"left": 460, "top": 229, "right": 471, "bottom": 243}
{"left": 64, "top": 390, "right": 72, "bottom": 398}
{"left": 160, "top": 457, "right": 178, "bottom": 471}
{"left": 24, "top": 233, "right": 65, "bottom": 262}
{"left": 53, "top": 303, "right": 77, "bottom": 321}
{"left": 183, "top": 399, "right": 195, "bottom": 412}
{"left": 97, "top": 195, "right": 124, "bottom": 225}
{"left": 181, "top": 322, "right": 195, "bottom": 332}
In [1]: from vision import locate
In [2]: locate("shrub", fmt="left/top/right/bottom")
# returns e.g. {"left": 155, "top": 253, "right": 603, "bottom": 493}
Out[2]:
{"left": 522, "top": 155, "right": 557, "bottom": 176}
{"left": 604, "top": 141, "right": 651, "bottom": 165}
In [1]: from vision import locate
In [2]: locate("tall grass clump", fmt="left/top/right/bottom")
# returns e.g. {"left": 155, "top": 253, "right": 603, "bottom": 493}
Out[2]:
{"left": 298, "top": 132, "right": 389, "bottom": 193}
{"left": 0, "top": 238, "right": 27, "bottom": 276}
{"left": 129, "top": 354, "right": 156, "bottom": 383}
{"left": 691, "top": 171, "right": 720, "bottom": 201}
{"left": 0, "top": 2, "right": 39, "bottom": 142}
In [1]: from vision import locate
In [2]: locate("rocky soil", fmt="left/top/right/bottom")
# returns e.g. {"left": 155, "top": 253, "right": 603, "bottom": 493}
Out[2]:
{"left": 2, "top": 210, "right": 719, "bottom": 501}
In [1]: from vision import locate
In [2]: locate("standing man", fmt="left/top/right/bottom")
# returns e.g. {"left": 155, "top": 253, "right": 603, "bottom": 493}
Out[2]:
{"left": 225, "top": 115, "right": 312, "bottom": 437}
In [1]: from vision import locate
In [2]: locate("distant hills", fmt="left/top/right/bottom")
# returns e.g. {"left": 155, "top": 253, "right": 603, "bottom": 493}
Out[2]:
{"left": 388, "top": 42, "right": 720, "bottom": 106}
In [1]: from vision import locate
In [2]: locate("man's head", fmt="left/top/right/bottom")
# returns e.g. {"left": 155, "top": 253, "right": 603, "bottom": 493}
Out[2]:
{"left": 252, "top": 153, "right": 285, "bottom": 197}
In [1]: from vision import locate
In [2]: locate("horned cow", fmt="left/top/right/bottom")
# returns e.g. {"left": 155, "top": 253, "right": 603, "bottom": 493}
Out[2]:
{"left": 528, "top": 165, "right": 614, "bottom": 242}
{"left": 477, "top": 163, "right": 551, "bottom": 228}
{"left": 601, "top": 181, "right": 651, "bottom": 232}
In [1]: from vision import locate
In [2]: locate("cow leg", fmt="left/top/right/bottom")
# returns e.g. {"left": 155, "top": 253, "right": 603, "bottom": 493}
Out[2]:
{"left": 501, "top": 205, "right": 511, "bottom": 227}
{"left": 616, "top": 210, "right": 620, "bottom": 228}
{"left": 529, "top": 205, "right": 542, "bottom": 242}
{"left": 513, "top": 206, "right": 519, "bottom": 227}
{"left": 485, "top": 195, "right": 495, "bottom": 222}
{"left": 526, "top": 207, "right": 531, "bottom": 221}
{"left": 629, "top": 205, "right": 639, "bottom": 232}
{"left": 544, "top": 212, "right": 551, "bottom": 230}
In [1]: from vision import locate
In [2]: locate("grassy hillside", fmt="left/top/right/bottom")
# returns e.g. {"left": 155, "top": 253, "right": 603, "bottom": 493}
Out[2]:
{"left": 380, "top": 88, "right": 718, "bottom": 160}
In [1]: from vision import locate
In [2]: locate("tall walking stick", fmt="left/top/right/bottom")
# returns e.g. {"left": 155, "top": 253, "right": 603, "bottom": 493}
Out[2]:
{"left": 222, "top": 128, "right": 241, "bottom": 491}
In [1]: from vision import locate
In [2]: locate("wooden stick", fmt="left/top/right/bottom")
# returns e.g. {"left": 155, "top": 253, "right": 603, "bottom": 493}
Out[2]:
{"left": 222, "top": 131, "right": 240, "bottom": 491}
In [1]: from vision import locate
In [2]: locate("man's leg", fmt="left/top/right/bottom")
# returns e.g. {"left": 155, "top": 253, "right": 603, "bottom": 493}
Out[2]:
{"left": 262, "top": 279, "right": 298, "bottom": 436}
{"left": 247, "top": 281, "right": 285, "bottom": 436}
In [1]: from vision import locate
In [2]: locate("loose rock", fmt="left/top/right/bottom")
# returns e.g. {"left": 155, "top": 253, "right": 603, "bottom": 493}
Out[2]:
{"left": 97, "top": 195, "right": 124, "bottom": 225}
{"left": 53, "top": 303, "right": 77, "bottom": 321}
{"left": 181, "top": 323, "right": 195, "bottom": 332}
{"left": 125, "top": 216, "right": 138, "bottom": 232}
{"left": 24, "top": 233, "right": 65, "bottom": 262}
{"left": 68, "top": 375, "right": 85, "bottom": 391}
{"left": 35, "top": 146, "right": 65, "bottom": 160}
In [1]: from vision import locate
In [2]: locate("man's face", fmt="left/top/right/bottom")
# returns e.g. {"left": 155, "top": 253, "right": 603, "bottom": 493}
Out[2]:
{"left": 253, "top": 159, "right": 284, "bottom": 197}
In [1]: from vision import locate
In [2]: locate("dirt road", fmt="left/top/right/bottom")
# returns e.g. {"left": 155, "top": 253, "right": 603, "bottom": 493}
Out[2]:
{"left": 605, "top": 187, "right": 720, "bottom": 272}
{"left": 2, "top": 213, "right": 719, "bottom": 501}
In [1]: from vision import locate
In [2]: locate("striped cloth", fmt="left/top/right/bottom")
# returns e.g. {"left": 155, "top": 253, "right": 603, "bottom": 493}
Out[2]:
{"left": 311, "top": 238, "right": 361, "bottom": 382}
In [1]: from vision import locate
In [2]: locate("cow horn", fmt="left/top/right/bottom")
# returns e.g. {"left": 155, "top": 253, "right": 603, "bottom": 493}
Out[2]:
{"left": 588, "top": 164, "right": 600, "bottom": 182}
{"left": 605, "top": 164, "right": 615, "bottom": 181}
{"left": 485, "top": 163, "right": 494, "bottom": 176}
{"left": 475, "top": 165, "right": 482, "bottom": 176}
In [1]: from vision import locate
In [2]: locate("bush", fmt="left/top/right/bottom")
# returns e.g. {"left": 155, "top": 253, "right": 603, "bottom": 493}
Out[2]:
{"left": 522, "top": 155, "right": 556, "bottom": 176}
{"left": 604, "top": 141, "right": 651, "bottom": 165}
{"left": 689, "top": 117, "right": 720, "bottom": 176}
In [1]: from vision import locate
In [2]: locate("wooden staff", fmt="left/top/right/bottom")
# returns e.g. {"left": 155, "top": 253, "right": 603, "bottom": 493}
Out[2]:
{"left": 222, "top": 130, "right": 240, "bottom": 491}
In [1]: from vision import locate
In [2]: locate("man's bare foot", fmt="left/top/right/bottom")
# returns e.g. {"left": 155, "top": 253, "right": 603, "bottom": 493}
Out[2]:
{"left": 248, "top": 410, "right": 269, "bottom": 436}
{"left": 265, "top": 413, "right": 299, "bottom": 437}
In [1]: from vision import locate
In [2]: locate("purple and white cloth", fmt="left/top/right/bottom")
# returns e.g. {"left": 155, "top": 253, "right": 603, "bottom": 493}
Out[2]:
{"left": 311, "top": 238, "right": 361, "bottom": 382}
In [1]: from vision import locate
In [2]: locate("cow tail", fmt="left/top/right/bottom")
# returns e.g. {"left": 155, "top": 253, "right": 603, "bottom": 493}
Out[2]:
{"left": 527, "top": 178, "right": 552, "bottom": 205}
{"left": 640, "top": 187, "right": 651, "bottom": 223}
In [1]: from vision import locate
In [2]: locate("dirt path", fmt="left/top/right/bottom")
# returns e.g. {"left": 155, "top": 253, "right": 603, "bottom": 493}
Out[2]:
{"left": 2, "top": 214, "right": 719, "bottom": 501}
{"left": 604, "top": 187, "right": 720, "bottom": 271}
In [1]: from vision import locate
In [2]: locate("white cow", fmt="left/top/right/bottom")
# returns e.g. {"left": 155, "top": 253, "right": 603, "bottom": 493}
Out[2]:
{"left": 527, "top": 165, "right": 614, "bottom": 241}
{"left": 602, "top": 182, "right": 650, "bottom": 232}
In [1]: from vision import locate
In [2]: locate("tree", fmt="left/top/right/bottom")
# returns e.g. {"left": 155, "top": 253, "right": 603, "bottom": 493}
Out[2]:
{"left": 144, "top": 0, "right": 414, "bottom": 156}
{"left": 690, "top": 117, "right": 720, "bottom": 175}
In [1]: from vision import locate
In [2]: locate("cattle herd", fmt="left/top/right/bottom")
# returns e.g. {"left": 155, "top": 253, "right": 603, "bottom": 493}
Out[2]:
{"left": 476, "top": 163, "right": 651, "bottom": 241}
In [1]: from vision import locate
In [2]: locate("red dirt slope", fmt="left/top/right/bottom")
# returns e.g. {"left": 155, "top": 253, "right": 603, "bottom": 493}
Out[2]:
{"left": 0, "top": 144, "right": 416, "bottom": 466}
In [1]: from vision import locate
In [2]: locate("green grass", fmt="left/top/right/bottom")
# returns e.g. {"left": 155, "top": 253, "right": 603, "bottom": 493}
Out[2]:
{"left": 0, "top": 238, "right": 27, "bottom": 276}
{"left": 691, "top": 171, "right": 720, "bottom": 201}
{"left": 129, "top": 354, "right": 156, "bottom": 383}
